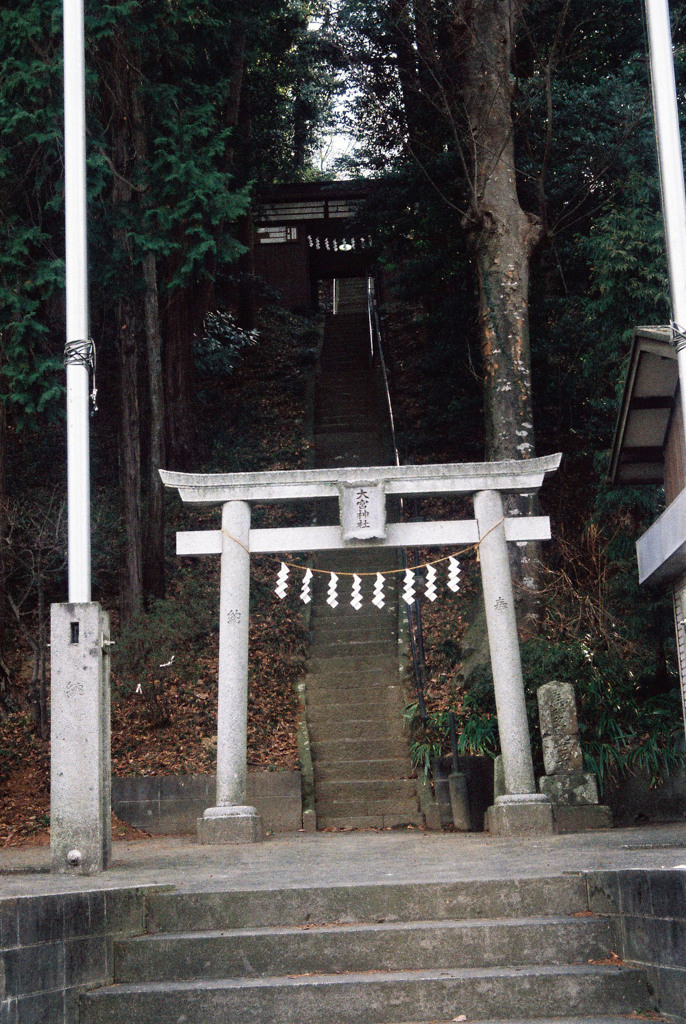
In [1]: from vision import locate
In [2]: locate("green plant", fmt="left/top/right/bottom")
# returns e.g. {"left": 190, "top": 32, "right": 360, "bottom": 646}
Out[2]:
{"left": 404, "top": 688, "right": 499, "bottom": 775}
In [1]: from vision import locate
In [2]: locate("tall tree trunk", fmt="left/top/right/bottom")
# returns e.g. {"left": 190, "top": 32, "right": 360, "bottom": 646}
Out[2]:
{"left": 0, "top": 397, "right": 7, "bottom": 661}
{"left": 162, "top": 277, "right": 198, "bottom": 471}
{"left": 118, "top": 300, "right": 144, "bottom": 622}
{"left": 452, "top": 0, "right": 543, "bottom": 624}
{"left": 141, "top": 250, "right": 166, "bottom": 600}
{"left": 111, "top": 34, "right": 144, "bottom": 620}
{"left": 130, "top": 83, "right": 167, "bottom": 601}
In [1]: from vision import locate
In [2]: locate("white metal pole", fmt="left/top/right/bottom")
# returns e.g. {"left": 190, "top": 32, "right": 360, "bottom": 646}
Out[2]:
{"left": 645, "top": 0, "right": 686, "bottom": 453}
{"left": 63, "top": 0, "right": 92, "bottom": 602}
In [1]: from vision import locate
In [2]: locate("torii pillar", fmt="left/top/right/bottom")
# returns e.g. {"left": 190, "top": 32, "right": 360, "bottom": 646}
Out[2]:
{"left": 475, "top": 490, "right": 553, "bottom": 835}
{"left": 197, "top": 501, "right": 263, "bottom": 844}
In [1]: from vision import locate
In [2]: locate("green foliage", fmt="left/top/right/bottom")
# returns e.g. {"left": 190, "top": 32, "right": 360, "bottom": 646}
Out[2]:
{"left": 0, "top": 1, "right": 65, "bottom": 427}
{"left": 405, "top": 688, "right": 499, "bottom": 776}
{"left": 194, "top": 310, "right": 259, "bottom": 378}
{"left": 406, "top": 518, "right": 684, "bottom": 793}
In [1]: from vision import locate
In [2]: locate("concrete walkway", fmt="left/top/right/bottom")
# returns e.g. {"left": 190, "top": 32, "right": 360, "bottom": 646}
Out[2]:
{"left": 1, "top": 822, "right": 685, "bottom": 897}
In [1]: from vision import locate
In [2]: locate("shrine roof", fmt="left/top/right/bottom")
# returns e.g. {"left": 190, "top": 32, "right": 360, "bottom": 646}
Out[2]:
{"left": 609, "top": 327, "right": 679, "bottom": 487}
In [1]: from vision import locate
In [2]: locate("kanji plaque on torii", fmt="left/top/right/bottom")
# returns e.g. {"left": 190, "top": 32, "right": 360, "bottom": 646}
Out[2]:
{"left": 161, "top": 453, "right": 562, "bottom": 843}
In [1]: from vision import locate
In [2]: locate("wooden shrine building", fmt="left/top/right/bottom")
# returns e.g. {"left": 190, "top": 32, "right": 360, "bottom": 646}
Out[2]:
{"left": 253, "top": 181, "right": 374, "bottom": 310}
{"left": 610, "top": 326, "right": 686, "bottom": 732}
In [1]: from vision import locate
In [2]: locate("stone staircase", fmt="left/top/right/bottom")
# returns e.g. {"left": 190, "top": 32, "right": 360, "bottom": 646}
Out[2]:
{"left": 306, "top": 280, "right": 422, "bottom": 829}
{"left": 79, "top": 874, "right": 654, "bottom": 1023}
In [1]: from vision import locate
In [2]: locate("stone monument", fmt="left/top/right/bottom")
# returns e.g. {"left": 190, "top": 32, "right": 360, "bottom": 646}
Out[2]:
{"left": 537, "top": 680, "right": 612, "bottom": 832}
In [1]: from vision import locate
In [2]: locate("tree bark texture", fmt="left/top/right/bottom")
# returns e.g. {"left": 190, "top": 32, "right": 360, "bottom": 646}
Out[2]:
{"left": 129, "top": 81, "right": 167, "bottom": 601}
{"left": 110, "top": 34, "right": 144, "bottom": 620}
{"left": 141, "top": 249, "right": 166, "bottom": 600}
{"left": 117, "top": 301, "right": 144, "bottom": 623}
{"left": 451, "top": 0, "right": 541, "bottom": 465}
{"left": 452, "top": 0, "right": 542, "bottom": 621}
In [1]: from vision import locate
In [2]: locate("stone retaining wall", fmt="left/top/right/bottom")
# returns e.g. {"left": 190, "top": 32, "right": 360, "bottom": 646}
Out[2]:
{"left": 112, "top": 771, "right": 302, "bottom": 835}
{"left": 605, "top": 765, "right": 686, "bottom": 826}
{"left": 0, "top": 887, "right": 152, "bottom": 1024}
{"left": 587, "top": 867, "right": 686, "bottom": 1019}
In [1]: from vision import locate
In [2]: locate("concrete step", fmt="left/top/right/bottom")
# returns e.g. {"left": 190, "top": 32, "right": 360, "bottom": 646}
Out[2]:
{"left": 314, "top": 442, "right": 388, "bottom": 461}
{"left": 144, "top": 876, "right": 592, "bottom": 933}
{"left": 314, "top": 796, "right": 420, "bottom": 818}
{"left": 308, "top": 719, "right": 407, "bottom": 743}
{"left": 114, "top": 916, "right": 616, "bottom": 983}
{"left": 311, "top": 606, "right": 398, "bottom": 622}
{"left": 319, "top": 811, "right": 427, "bottom": 827}
{"left": 309, "top": 623, "right": 397, "bottom": 642}
{"left": 310, "top": 641, "right": 397, "bottom": 661}
{"left": 79, "top": 963, "right": 649, "bottom": 1024}
{"left": 386, "top": 1020, "right": 668, "bottom": 1024}
{"left": 306, "top": 683, "right": 405, "bottom": 704}
{"left": 314, "top": 758, "right": 413, "bottom": 781}
{"left": 306, "top": 700, "right": 403, "bottom": 723}
{"left": 305, "top": 682, "right": 405, "bottom": 703}
{"left": 315, "top": 778, "right": 418, "bottom": 803}
{"left": 317, "top": 811, "right": 425, "bottom": 829}
{"left": 308, "top": 654, "right": 399, "bottom": 675}
{"left": 312, "top": 737, "right": 412, "bottom": 760}
{"left": 305, "top": 668, "right": 402, "bottom": 686}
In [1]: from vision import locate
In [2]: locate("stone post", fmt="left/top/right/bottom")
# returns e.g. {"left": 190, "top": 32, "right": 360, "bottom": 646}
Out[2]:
{"left": 537, "top": 681, "right": 611, "bottom": 831}
{"left": 197, "top": 500, "right": 262, "bottom": 843}
{"left": 50, "top": 603, "right": 111, "bottom": 874}
{"left": 474, "top": 490, "right": 552, "bottom": 835}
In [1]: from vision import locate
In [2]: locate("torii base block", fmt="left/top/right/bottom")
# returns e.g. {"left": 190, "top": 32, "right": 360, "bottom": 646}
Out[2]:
{"left": 485, "top": 794, "right": 554, "bottom": 836}
{"left": 197, "top": 806, "right": 263, "bottom": 845}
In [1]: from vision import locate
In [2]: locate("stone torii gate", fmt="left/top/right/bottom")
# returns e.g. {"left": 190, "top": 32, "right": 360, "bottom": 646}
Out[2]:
{"left": 161, "top": 453, "right": 562, "bottom": 841}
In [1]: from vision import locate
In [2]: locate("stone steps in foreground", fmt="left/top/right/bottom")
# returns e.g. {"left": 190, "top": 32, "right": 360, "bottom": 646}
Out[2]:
{"left": 114, "top": 916, "right": 615, "bottom": 983}
{"left": 79, "top": 963, "right": 649, "bottom": 1024}
{"left": 392, "top": 1019, "right": 668, "bottom": 1024}
{"left": 143, "top": 876, "right": 590, "bottom": 933}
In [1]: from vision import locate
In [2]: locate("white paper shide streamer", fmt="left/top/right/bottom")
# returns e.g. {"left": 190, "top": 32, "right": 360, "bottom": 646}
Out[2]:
{"left": 327, "top": 572, "right": 339, "bottom": 609}
{"left": 274, "top": 553, "right": 467, "bottom": 609}
{"left": 425, "top": 564, "right": 437, "bottom": 602}
{"left": 402, "top": 568, "right": 416, "bottom": 605}
{"left": 372, "top": 573, "right": 385, "bottom": 609}
{"left": 300, "top": 568, "right": 313, "bottom": 604}
{"left": 447, "top": 557, "right": 461, "bottom": 593}
{"left": 275, "top": 562, "right": 290, "bottom": 599}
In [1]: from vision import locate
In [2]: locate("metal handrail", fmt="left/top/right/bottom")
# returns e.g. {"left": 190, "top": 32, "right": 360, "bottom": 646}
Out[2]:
{"left": 366, "top": 275, "right": 428, "bottom": 721}
{"left": 366, "top": 275, "right": 375, "bottom": 366}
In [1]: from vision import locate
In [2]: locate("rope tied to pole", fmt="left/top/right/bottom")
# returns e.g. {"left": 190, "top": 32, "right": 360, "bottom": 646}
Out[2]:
{"left": 64, "top": 337, "right": 98, "bottom": 410}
